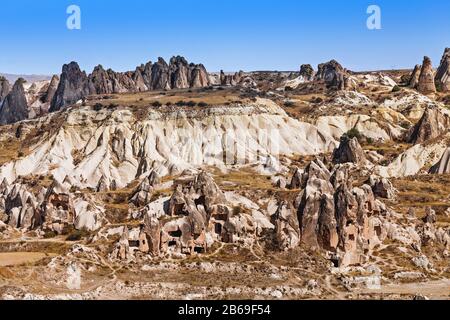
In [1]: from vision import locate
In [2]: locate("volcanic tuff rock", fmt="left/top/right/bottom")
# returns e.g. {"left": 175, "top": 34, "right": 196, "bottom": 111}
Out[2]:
{"left": 293, "top": 160, "right": 387, "bottom": 266}
{"left": 435, "top": 48, "right": 450, "bottom": 92}
{"left": 315, "top": 60, "right": 350, "bottom": 90}
{"left": 272, "top": 201, "right": 301, "bottom": 250}
{"left": 429, "top": 147, "right": 450, "bottom": 174}
{"left": 0, "top": 76, "right": 10, "bottom": 103}
{"left": 417, "top": 56, "right": 436, "bottom": 95}
{"left": 0, "top": 99, "right": 338, "bottom": 190}
{"left": 332, "top": 135, "right": 367, "bottom": 165}
{"left": 42, "top": 75, "right": 60, "bottom": 104}
{"left": 50, "top": 62, "right": 89, "bottom": 112}
{"left": 409, "top": 65, "right": 422, "bottom": 88}
{"left": 50, "top": 56, "right": 211, "bottom": 111}
{"left": 407, "top": 105, "right": 450, "bottom": 144}
{"left": 0, "top": 78, "right": 29, "bottom": 125}
{"left": 299, "top": 64, "right": 315, "bottom": 81}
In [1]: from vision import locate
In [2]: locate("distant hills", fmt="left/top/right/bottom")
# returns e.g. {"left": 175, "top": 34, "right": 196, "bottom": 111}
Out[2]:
{"left": 0, "top": 73, "right": 52, "bottom": 83}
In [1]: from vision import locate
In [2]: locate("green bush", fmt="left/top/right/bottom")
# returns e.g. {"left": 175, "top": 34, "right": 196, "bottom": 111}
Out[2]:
{"left": 345, "top": 128, "right": 362, "bottom": 140}
{"left": 391, "top": 85, "right": 401, "bottom": 93}
{"left": 284, "top": 101, "right": 295, "bottom": 107}
{"left": 66, "top": 229, "right": 90, "bottom": 242}
{"left": 93, "top": 103, "right": 103, "bottom": 111}
{"left": 186, "top": 101, "right": 197, "bottom": 107}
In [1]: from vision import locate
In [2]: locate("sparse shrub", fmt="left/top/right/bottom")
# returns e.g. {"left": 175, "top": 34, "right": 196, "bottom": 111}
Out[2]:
{"left": 151, "top": 101, "right": 162, "bottom": 107}
{"left": 93, "top": 103, "right": 103, "bottom": 111}
{"left": 44, "top": 230, "right": 57, "bottom": 239}
{"left": 400, "top": 121, "right": 411, "bottom": 129}
{"left": 284, "top": 101, "right": 295, "bottom": 107}
{"left": 314, "top": 97, "right": 323, "bottom": 104}
{"left": 175, "top": 100, "right": 185, "bottom": 107}
{"left": 232, "top": 206, "right": 242, "bottom": 216}
{"left": 198, "top": 101, "right": 208, "bottom": 108}
{"left": 391, "top": 85, "right": 401, "bottom": 93}
{"left": 285, "top": 86, "right": 293, "bottom": 91}
{"left": 345, "top": 128, "right": 362, "bottom": 141}
{"left": 186, "top": 101, "right": 197, "bottom": 107}
{"left": 66, "top": 229, "right": 90, "bottom": 241}
{"left": 365, "top": 137, "right": 374, "bottom": 144}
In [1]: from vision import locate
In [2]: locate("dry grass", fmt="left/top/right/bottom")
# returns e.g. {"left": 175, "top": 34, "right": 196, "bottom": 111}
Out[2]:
{"left": 89, "top": 88, "right": 250, "bottom": 108}
{"left": 392, "top": 174, "right": 450, "bottom": 222}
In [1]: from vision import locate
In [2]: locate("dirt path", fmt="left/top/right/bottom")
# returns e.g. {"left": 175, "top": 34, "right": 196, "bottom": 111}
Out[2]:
{"left": 358, "top": 279, "right": 450, "bottom": 299}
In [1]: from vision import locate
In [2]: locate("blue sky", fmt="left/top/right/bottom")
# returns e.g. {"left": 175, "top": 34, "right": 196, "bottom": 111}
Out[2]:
{"left": 0, "top": 0, "right": 449, "bottom": 75}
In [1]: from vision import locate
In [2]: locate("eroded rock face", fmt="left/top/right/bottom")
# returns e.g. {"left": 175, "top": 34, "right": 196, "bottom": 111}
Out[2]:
{"left": 417, "top": 56, "right": 436, "bottom": 95}
{"left": 43, "top": 75, "right": 60, "bottom": 104}
{"left": 368, "top": 175, "right": 397, "bottom": 199}
{"left": 408, "top": 105, "right": 450, "bottom": 144}
{"left": 280, "top": 158, "right": 388, "bottom": 266}
{"left": 299, "top": 64, "right": 315, "bottom": 81}
{"left": 50, "top": 57, "right": 211, "bottom": 111}
{"left": 0, "top": 76, "right": 10, "bottom": 103}
{"left": 315, "top": 60, "right": 350, "bottom": 90}
{"left": 409, "top": 65, "right": 421, "bottom": 88}
{"left": 130, "top": 171, "right": 160, "bottom": 207}
{"left": 50, "top": 62, "right": 89, "bottom": 112}
{"left": 271, "top": 201, "right": 301, "bottom": 250}
{"left": 429, "top": 147, "right": 450, "bottom": 174}
{"left": 0, "top": 78, "right": 29, "bottom": 125}
{"left": 332, "top": 135, "right": 366, "bottom": 165}
{"left": 435, "top": 48, "right": 450, "bottom": 92}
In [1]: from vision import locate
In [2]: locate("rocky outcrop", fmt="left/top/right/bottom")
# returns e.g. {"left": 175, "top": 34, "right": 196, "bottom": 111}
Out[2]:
{"left": 409, "top": 65, "right": 421, "bottom": 88}
{"left": 299, "top": 64, "right": 315, "bottom": 81}
{"left": 429, "top": 147, "right": 450, "bottom": 174}
{"left": 0, "top": 76, "right": 10, "bottom": 103}
{"left": 169, "top": 56, "right": 210, "bottom": 89}
{"left": 407, "top": 105, "right": 450, "bottom": 144}
{"left": 0, "top": 78, "right": 29, "bottom": 125}
{"left": 435, "top": 48, "right": 450, "bottom": 92}
{"left": 50, "top": 62, "right": 89, "bottom": 112}
{"left": 368, "top": 175, "right": 397, "bottom": 199}
{"left": 417, "top": 56, "right": 436, "bottom": 95}
{"left": 50, "top": 56, "right": 211, "bottom": 111}
{"left": 294, "top": 161, "right": 387, "bottom": 266}
{"left": 42, "top": 75, "right": 59, "bottom": 103}
{"left": 315, "top": 60, "right": 350, "bottom": 90}
{"left": 332, "top": 135, "right": 366, "bottom": 165}
{"left": 272, "top": 201, "right": 301, "bottom": 250}
{"left": 130, "top": 171, "right": 160, "bottom": 207}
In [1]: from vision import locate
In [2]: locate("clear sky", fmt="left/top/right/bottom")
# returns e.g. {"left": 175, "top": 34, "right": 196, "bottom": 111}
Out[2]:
{"left": 1, "top": 0, "right": 449, "bottom": 75}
